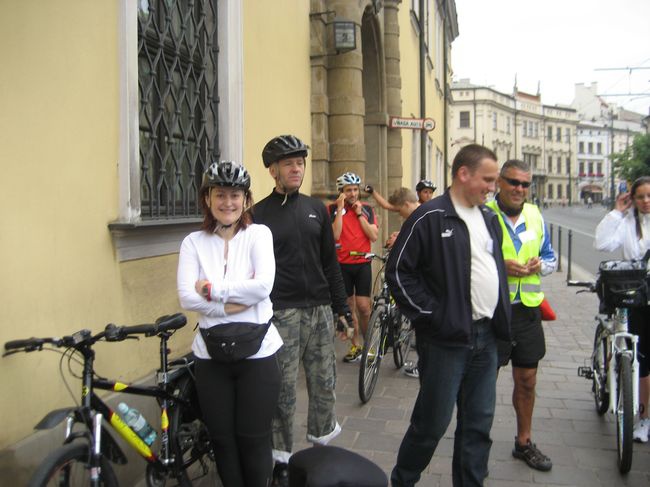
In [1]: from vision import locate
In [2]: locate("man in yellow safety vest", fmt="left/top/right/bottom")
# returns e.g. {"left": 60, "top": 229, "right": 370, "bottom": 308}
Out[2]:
{"left": 487, "top": 159, "right": 557, "bottom": 472}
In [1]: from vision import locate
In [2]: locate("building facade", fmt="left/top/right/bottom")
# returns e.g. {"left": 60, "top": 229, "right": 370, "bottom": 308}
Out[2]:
{"left": 449, "top": 80, "right": 578, "bottom": 205}
{"left": 573, "top": 82, "right": 647, "bottom": 202}
{"left": 0, "top": 0, "right": 458, "bottom": 481}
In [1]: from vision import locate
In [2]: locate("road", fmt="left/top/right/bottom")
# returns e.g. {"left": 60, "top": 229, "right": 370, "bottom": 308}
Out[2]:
{"left": 541, "top": 204, "right": 622, "bottom": 281}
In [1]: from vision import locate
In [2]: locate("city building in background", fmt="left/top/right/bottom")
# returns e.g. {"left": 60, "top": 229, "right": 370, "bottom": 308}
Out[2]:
{"left": 573, "top": 82, "right": 646, "bottom": 203}
{"left": 448, "top": 79, "right": 578, "bottom": 206}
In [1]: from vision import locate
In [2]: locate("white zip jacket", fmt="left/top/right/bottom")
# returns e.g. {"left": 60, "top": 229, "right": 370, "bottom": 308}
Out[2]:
{"left": 177, "top": 224, "right": 282, "bottom": 360}
{"left": 594, "top": 209, "right": 650, "bottom": 260}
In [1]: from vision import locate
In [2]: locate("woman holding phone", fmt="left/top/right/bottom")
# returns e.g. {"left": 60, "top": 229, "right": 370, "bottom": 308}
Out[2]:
{"left": 595, "top": 176, "right": 650, "bottom": 443}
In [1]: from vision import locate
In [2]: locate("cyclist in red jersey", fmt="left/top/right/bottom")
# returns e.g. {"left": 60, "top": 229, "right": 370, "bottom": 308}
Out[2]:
{"left": 329, "top": 172, "right": 378, "bottom": 362}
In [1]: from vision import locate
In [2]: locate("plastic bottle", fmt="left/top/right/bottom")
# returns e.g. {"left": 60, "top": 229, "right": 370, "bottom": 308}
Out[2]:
{"left": 117, "top": 402, "right": 157, "bottom": 446}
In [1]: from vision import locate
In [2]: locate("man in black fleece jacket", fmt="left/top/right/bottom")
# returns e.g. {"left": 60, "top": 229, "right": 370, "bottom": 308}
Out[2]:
{"left": 386, "top": 144, "right": 511, "bottom": 487}
{"left": 253, "top": 135, "right": 351, "bottom": 486}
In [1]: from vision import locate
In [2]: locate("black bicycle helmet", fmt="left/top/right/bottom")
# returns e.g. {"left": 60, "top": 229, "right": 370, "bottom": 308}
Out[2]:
{"left": 262, "top": 135, "right": 309, "bottom": 168}
{"left": 202, "top": 161, "right": 251, "bottom": 190}
{"left": 415, "top": 179, "right": 436, "bottom": 193}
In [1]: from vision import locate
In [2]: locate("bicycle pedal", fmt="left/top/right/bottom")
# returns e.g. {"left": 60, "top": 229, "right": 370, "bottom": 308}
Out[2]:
{"left": 577, "top": 366, "right": 593, "bottom": 379}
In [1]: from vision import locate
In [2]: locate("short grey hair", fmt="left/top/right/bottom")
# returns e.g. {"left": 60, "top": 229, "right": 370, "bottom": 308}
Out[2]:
{"left": 500, "top": 159, "right": 530, "bottom": 176}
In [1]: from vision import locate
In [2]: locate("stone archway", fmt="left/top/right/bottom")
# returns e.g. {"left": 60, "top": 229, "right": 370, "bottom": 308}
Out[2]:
{"left": 309, "top": 1, "right": 402, "bottom": 242}
{"left": 360, "top": 6, "right": 389, "bottom": 238}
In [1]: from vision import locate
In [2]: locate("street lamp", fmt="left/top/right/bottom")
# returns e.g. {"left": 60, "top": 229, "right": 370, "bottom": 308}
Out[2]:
{"left": 332, "top": 18, "right": 356, "bottom": 53}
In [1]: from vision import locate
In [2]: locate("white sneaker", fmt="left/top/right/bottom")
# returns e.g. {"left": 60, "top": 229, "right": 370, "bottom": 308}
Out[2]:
{"left": 633, "top": 418, "right": 649, "bottom": 443}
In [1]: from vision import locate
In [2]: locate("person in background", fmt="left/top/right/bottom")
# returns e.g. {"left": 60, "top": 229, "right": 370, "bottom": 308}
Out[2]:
{"left": 594, "top": 176, "right": 650, "bottom": 444}
{"left": 365, "top": 179, "right": 436, "bottom": 213}
{"left": 386, "top": 144, "right": 511, "bottom": 486}
{"left": 487, "top": 159, "right": 557, "bottom": 471}
{"left": 253, "top": 135, "right": 352, "bottom": 486}
{"left": 329, "top": 172, "right": 379, "bottom": 363}
{"left": 177, "top": 160, "right": 281, "bottom": 487}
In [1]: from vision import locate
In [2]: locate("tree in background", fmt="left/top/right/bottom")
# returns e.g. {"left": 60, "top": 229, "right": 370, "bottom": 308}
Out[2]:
{"left": 614, "top": 133, "right": 650, "bottom": 183}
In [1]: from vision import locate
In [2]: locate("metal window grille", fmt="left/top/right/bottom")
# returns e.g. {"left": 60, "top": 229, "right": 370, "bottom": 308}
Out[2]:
{"left": 138, "top": 0, "right": 219, "bottom": 219}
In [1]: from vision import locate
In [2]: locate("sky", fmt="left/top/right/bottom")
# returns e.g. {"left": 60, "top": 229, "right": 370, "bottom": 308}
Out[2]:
{"left": 451, "top": 0, "right": 650, "bottom": 115}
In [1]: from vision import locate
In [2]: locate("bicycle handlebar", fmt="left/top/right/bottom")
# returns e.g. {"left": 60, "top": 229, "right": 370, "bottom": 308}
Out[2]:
{"left": 4, "top": 313, "right": 187, "bottom": 353}
{"left": 105, "top": 313, "right": 187, "bottom": 341}
{"left": 349, "top": 251, "right": 387, "bottom": 262}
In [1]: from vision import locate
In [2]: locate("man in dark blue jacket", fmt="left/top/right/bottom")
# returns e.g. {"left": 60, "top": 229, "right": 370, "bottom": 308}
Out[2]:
{"left": 386, "top": 144, "right": 511, "bottom": 487}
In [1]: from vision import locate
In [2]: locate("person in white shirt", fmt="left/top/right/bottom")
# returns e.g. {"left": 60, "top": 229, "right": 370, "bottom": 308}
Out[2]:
{"left": 595, "top": 176, "right": 650, "bottom": 443}
{"left": 177, "top": 160, "right": 282, "bottom": 487}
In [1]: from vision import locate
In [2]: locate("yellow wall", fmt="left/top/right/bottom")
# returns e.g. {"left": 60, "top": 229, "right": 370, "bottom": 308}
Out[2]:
{"left": 242, "top": 0, "right": 313, "bottom": 199}
{"left": 0, "top": 0, "right": 315, "bottom": 449}
{"left": 397, "top": 3, "right": 448, "bottom": 188}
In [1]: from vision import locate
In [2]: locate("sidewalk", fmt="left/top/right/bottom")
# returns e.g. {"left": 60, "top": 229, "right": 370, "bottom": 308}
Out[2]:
{"left": 288, "top": 270, "right": 650, "bottom": 486}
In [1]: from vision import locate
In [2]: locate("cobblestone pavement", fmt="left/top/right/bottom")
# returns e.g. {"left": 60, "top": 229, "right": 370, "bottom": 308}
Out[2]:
{"left": 287, "top": 269, "right": 650, "bottom": 486}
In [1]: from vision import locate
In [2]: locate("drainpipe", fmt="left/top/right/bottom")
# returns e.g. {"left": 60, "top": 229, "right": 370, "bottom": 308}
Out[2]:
{"left": 419, "top": 0, "right": 426, "bottom": 180}
{"left": 442, "top": 0, "right": 449, "bottom": 189}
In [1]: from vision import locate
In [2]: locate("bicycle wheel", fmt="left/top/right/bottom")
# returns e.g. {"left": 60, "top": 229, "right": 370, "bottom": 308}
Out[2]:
{"left": 392, "top": 310, "right": 413, "bottom": 369}
{"left": 592, "top": 322, "right": 609, "bottom": 415}
{"left": 147, "top": 375, "right": 218, "bottom": 487}
{"left": 358, "top": 305, "right": 385, "bottom": 403}
{"left": 616, "top": 353, "right": 633, "bottom": 474}
{"left": 29, "top": 442, "right": 118, "bottom": 487}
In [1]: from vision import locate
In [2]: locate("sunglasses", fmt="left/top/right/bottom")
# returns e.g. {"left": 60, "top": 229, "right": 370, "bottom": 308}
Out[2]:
{"left": 503, "top": 177, "right": 531, "bottom": 189}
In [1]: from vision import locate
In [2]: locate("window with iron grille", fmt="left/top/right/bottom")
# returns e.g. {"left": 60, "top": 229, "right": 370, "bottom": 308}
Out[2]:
{"left": 137, "top": 0, "right": 219, "bottom": 219}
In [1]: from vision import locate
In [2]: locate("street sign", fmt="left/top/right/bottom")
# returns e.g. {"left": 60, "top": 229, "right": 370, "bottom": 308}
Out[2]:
{"left": 389, "top": 116, "right": 436, "bottom": 131}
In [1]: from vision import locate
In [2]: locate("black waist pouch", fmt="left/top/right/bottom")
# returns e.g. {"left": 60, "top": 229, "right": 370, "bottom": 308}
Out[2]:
{"left": 200, "top": 320, "right": 272, "bottom": 362}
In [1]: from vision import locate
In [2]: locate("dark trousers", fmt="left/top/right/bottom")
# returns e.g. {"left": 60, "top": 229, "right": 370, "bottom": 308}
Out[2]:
{"left": 195, "top": 353, "right": 281, "bottom": 487}
{"left": 391, "top": 320, "right": 498, "bottom": 487}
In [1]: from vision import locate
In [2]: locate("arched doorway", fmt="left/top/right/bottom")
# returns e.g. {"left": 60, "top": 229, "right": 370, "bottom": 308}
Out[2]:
{"left": 360, "top": 6, "right": 390, "bottom": 240}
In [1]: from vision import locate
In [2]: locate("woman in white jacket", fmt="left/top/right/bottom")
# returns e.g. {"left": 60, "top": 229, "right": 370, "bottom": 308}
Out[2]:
{"left": 177, "top": 161, "right": 282, "bottom": 486}
{"left": 595, "top": 176, "right": 650, "bottom": 443}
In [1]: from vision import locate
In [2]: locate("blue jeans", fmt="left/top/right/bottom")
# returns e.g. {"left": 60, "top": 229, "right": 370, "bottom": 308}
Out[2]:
{"left": 391, "top": 320, "right": 498, "bottom": 487}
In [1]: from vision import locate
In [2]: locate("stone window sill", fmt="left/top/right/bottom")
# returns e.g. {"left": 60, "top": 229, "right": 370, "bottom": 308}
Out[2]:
{"left": 108, "top": 219, "right": 202, "bottom": 262}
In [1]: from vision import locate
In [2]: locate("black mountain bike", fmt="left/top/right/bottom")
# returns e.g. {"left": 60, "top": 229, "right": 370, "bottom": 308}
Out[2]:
{"left": 4, "top": 313, "right": 217, "bottom": 486}
{"left": 353, "top": 251, "right": 413, "bottom": 403}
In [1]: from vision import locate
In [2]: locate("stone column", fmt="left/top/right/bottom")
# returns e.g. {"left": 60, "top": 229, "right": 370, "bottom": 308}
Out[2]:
{"left": 383, "top": 0, "right": 403, "bottom": 232}
{"left": 326, "top": 0, "right": 366, "bottom": 189}
{"left": 310, "top": 0, "right": 331, "bottom": 196}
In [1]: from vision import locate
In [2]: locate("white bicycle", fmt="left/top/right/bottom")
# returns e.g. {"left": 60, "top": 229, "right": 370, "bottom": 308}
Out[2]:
{"left": 569, "top": 259, "right": 646, "bottom": 473}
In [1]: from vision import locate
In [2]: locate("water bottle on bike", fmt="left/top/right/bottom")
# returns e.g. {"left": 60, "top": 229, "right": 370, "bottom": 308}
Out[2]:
{"left": 118, "top": 402, "right": 157, "bottom": 446}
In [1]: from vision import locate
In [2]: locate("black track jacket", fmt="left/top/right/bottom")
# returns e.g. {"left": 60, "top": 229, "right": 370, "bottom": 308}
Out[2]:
{"left": 253, "top": 190, "right": 349, "bottom": 314}
{"left": 386, "top": 190, "right": 512, "bottom": 346}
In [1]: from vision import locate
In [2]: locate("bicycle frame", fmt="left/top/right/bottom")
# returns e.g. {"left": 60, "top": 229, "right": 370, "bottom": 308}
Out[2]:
{"left": 599, "top": 310, "right": 640, "bottom": 416}
{"left": 33, "top": 331, "right": 195, "bottom": 483}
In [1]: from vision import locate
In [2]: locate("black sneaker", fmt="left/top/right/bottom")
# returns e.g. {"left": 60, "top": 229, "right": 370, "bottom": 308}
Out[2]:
{"left": 512, "top": 439, "right": 552, "bottom": 471}
{"left": 272, "top": 462, "right": 289, "bottom": 487}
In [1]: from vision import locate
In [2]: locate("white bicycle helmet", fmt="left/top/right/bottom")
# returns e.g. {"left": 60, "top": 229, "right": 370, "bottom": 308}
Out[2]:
{"left": 336, "top": 172, "right": 362, "bottom": 191}
{"left": 202, "top": 161, "right": 250, "bottom": 190}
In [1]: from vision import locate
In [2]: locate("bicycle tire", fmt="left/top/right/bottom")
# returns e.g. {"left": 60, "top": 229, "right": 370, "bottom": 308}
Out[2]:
{"left": 592, "top": 322, "right": 609, "bottom": 415}
{"left": 392, "top": 310, "right": 413, "bottom": 369}
{"left": 616, "top": 353, "right": 634, "bottom": 473}
{"left": 358, "top": 305, "right": 385, "bottom": 403}
{"left": 147, "top": 375, "right": 218, "bottom": 487}
{"left": 29, "top": 442, "right": 118, "bottom": 487}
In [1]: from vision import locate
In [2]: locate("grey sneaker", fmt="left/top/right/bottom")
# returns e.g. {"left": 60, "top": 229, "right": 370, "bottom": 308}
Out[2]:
{"left": 633, "top": 418, "right": 649, "bottom": 443}
{"left": 402, "top": 362, "right": 419, "bottom": 378}
{"left": 512, "top": 439, "right": 552, "bottom": 471}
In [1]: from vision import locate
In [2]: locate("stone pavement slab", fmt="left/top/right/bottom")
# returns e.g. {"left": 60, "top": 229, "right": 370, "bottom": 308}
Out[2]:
{"left": 285, "top": 270, "right": 650, "bottom": 486}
